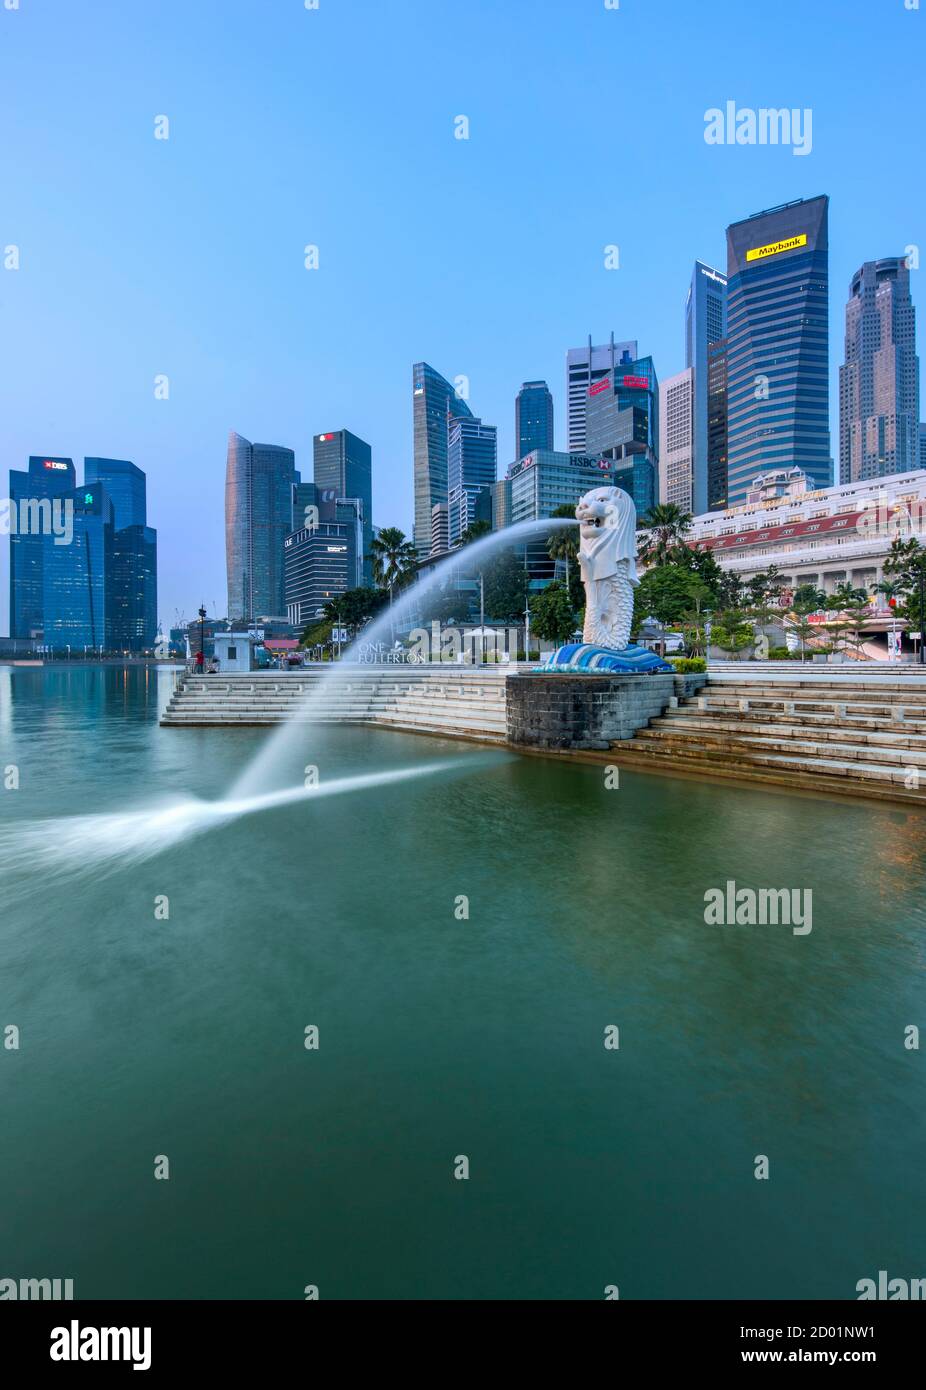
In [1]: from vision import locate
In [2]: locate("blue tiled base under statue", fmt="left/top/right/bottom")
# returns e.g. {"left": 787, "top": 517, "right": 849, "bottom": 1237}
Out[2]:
{"left": 541, "top": 642, "right": 674, "bottom": 675}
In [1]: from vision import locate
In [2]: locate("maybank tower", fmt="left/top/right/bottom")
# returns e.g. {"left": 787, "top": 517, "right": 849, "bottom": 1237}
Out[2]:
{"left": 725, "top": 196, "right": 832, "bottom": 506}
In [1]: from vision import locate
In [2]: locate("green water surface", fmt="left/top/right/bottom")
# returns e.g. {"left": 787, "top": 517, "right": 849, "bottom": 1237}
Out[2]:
{"left": 1, "top": 665, "right": 924, "bottom": 1299}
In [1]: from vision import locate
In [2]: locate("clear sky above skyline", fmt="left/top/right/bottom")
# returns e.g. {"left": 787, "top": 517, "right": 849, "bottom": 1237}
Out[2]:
{"left": 2, "top": 0, "right": 923, "bottom": 628}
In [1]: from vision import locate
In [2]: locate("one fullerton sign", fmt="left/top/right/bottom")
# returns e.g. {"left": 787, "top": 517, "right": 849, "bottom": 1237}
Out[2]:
{"left": 746, "top": 233, "right": 807, "bottom": 262}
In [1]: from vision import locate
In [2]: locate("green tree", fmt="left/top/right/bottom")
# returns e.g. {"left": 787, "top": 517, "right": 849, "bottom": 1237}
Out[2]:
{"left": 638, "top": 503, "right": 693, "bottom": 566}
{"left": 716, "top": 569, "right": 745, "bottom": 609}
{"left": 546, "top": 505, "right": 582, "bottom": 608}
{"left": 787, "top": 585, "right": 827, "bottom": 663}
{"left": 455, "top": 519, "right": 492, "bottom": 548}
{"left": 792, "top": 584, "right": 827, "bottom": 615}
{"left": 429, "top": 585, "right": 470, "bottom": 625}
{"left": 300, "top": 619, "right": 332, "bottom": 650}
{"left": 746, "top": 564, "right": 785, "bottom": 609}
{"left": 883, "top": 536, "right": 926, "bottom": 635}
{"left": 710, "top": 619, "right": 755, "bottom": 656}
{"left": 530, "top": 582, "right": 576, "bottom": 646}
{"left": 321, "top": 586, "right": 389, "bottom": 634}
{"left": 369, "top": 527, "right": 418, "bottom": 602}
{"left": 635, "top": 563, "right": 712, "bottom": 627}
{"left": 483, "top": 551, "right": 529, "bottom": 621}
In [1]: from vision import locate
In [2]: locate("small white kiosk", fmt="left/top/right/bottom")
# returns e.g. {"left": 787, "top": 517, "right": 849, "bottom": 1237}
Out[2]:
{"left": 212, "top": 632, "right": 258, "bottom": 673}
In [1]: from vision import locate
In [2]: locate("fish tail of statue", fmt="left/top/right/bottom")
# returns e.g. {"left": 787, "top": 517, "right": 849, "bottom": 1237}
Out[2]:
{"left": 582, "top": 559, "right": 634, "bottom": 651}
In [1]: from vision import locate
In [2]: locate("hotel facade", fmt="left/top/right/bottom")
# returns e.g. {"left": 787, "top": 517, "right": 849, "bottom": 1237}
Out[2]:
{"left": 686, "top": 466, "right": 926, "bottom": 596}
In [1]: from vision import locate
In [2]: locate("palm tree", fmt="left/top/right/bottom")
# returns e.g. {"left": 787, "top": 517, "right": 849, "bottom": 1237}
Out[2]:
{"left": 455, "top": 519, "right": 492, "bottom": 548}
{"left": 872, "top": 578, "right": 901, "bottom": 607}
{"left": 547, "top": 504, "right": 580, "bottom": 605}
{"left": 368, "top": 527, "right": 418, "bottom": 604}
{"left": 638, "top": 503, "right": 693, "bottom": 567}
{"left": 873, "top": 578, "right": 902, "bottom": 661}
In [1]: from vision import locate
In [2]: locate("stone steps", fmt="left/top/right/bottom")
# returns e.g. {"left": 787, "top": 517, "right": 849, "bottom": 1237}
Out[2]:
{"left": 609, "top": 744, "right": 926, "bottom": 804}
{"left": 606, "top": 676, "right": 926, "bottom": 803}
{"left": 650, "top": 713, "right": 926, "bottom": 747}
{"left": 622, "top": 736, "right": 912, "bottom": 785}
{"left": 634, "top": 725, "right": 926, "bottom": 769}
{"left": 160, "top": 671, "right": 508, "bottom": 739}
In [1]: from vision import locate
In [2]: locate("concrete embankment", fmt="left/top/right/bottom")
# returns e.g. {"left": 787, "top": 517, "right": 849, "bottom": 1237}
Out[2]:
{"left": 160, "top": 666, "right": 509, "bottom": 742}
{"left": 162, "top": 663, "right": 926, "bottom": 805}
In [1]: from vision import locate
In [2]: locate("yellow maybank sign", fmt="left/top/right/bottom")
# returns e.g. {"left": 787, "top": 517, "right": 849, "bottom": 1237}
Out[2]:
{"left": 746, "top": 233, "right": 807, "bottom": 262}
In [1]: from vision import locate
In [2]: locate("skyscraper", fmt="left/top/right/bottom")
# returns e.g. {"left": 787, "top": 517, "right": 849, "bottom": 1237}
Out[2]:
{"left": 566, "top": 335, "right": 638, "bottom": 453}
{"left": 312, "top": 429, "right": 373, "bottom": 583}
{"left": 83, "top": 457, "right": 157, "bottom": 649}
{"left": 284, "top": 520, "right": 357, "bottom": 630}
{"left": 412, "top": 362, "right": 473, "bottom": 556}
{"left": 584, "top": 354, "right": 660, "bottom": 517}
{"left": 685, "top": 262, "right": 728, "bottom": 513}
{"left": 84, "top": 457, "right": 147, "bottom": 529}
{"left": 430, "top": 503, "right": 449, "bottom": 557}
{"left": 725, "top": 196, "right": 832, "bottom": 505}
{"left": 8, "top": 455, "right": 76, "bottom": 638}
{"left": 839, "top": 257, "right": 920, "bottom": 483}
{"left": 659, "top": 369, "right": 695, "bottom": 511}
{"left": 707, "top": 339, "right": 729, "bottom": 512}
{"left": 515, "top": 381, "right": 554, "bottom": 457}
{"left": 41, "top": 484, "right": 113, "bottom": 650}
{"left": 225, "top": 431, "right": 297, "bottom": 621}
{"left": 447, "top": 416, "right": 497, "bottom": 546}
{"left": 109, "top": 522, "right": 158, "bottom": 651}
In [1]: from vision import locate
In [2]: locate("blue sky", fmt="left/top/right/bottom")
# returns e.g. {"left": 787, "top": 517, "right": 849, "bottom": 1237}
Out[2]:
{"left": 1, "top": 0, "right": 923, "bottom": 627}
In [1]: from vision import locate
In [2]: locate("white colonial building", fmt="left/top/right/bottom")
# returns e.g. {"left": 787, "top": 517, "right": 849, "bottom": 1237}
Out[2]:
{"left": 686, "top": 467, "right": 926, "bottom": 596}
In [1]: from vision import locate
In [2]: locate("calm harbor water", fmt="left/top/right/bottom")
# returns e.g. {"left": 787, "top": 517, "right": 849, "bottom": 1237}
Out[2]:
{"left": 1, "top": 664, "right": 924, "bottom": 1300}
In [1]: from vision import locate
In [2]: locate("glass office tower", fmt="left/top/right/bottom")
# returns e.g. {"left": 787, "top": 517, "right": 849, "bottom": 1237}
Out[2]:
{"left": 412, "top": 362, "right": 474, "bottom": 556}
{"left": 109, "top": 524, "right": 158, "bottom": 651}
{"left": 565, "top": 336, "right": 638, "bottom": 453}
{"left": 312, "top": 429, "right": 373, "bottom": 584}
{"left": 584, "top": 355, "right": 659, "bottom": 517}
{"left": 725, "top": 196, "right": 832, "bottom": 505}
{"left": 42, "top": 484, "right": 113, "bottom": 650}
{"left": 515, "top": 381, "right": 554, "bottom": 457}
{"left": 225, "top": 432, "right": 297, "bottom": 621}
{"left": 8, "top": 455, "right": 76, "bottom": 638}
{"left": 707, "top": 338, "right": 729, "bottom": 511}
{"left": 284, "top": 520, "right": 357, "bottom": 629}
{"left": 685, "top": 263, "right": 728, "bottom": 514}
{"left": 84, "top": 457, "right": 157, "bottom": 648}
{"left": 839, "top": 257, "right": 920, "bottom": 483}
{"left": 84, "top": 457, "right": 146, "bottom": 529}
{"left": 447, "top": 416, "right": 497, "bottom": 546}
{"left": 507, "top": 451, "right": 617, "bottom": 524}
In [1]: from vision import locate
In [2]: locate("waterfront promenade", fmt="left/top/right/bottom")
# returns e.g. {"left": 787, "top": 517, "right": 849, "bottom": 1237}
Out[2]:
{"left": 161, "top": 663, "right": 926, "bottom": 806}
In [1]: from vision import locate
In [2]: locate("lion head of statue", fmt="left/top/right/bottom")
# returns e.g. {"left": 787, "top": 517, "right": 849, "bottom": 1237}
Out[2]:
{"left": 574, "top": 486, "right": 639, "bottom": 584}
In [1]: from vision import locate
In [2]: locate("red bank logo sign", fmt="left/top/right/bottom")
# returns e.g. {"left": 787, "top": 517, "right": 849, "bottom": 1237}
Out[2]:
{"left": 43, "top": 460, "right": 69, "bottom": 470}
{"left": 588, "top": 376, "right": 611, "bottom": 398}
{"left": 618, "top": 375, "right": 649, "bottom": 390}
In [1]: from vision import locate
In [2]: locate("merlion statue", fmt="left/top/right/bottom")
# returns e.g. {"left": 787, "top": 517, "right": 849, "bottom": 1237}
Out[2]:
{"left": 576, "top": 485, "right": 638, "bottom": 651}
{"left": 541, "top": 484, "right": 673, "bottom": 674}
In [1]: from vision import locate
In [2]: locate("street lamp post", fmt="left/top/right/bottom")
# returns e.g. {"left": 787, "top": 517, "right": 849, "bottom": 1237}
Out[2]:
{"left": 479, "top": 572, "right": 485, "bottom": 667}
{"left": 523, "top": 602, "right": 531, "bottom": 665}
{"left": 198, "top": 605, "right": 207, "bottom": 669}
{"left": 919, "top": 568, "right": 925, "bottom": 666}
